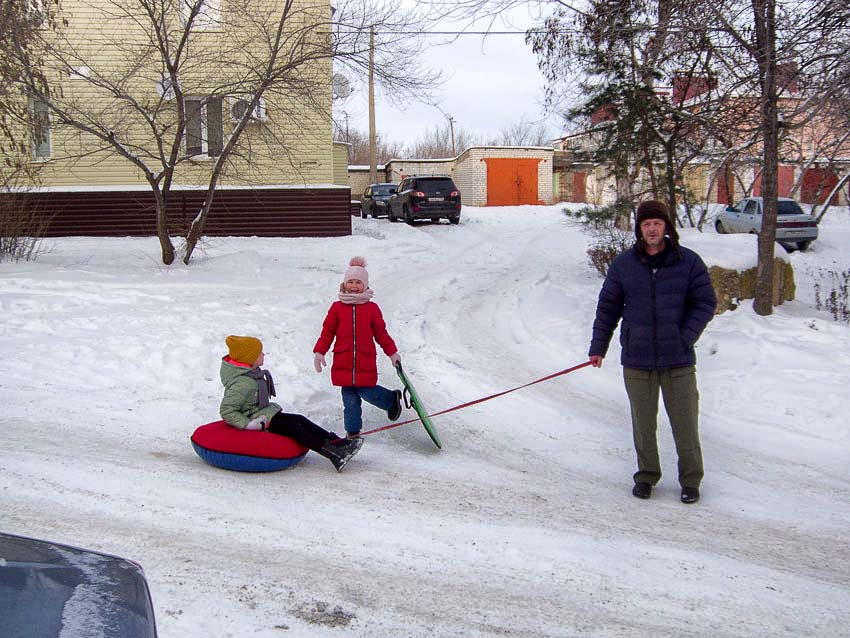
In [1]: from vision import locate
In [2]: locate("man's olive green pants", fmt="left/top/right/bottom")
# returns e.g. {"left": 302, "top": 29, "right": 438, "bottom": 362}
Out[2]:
{"left": 623, "top": 366, "right": 703, "bottom": 489}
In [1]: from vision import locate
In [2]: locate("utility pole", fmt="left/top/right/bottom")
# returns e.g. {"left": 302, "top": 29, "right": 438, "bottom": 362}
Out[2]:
{"left": 368, "top": 25, "right": 377, "bottom": 184}
{"left": 446, "top": 114, "right": 456, "bottom": 156}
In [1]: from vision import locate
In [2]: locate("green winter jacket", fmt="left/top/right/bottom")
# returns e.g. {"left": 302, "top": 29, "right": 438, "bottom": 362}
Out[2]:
{"left": 219, "top": 358, "right": 281, "bottom": 429}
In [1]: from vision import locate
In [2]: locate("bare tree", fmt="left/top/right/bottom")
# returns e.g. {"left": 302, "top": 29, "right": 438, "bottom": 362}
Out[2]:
{"left": 331, "top": 2, "right": 442, "bottom": 111}
{"left": 484, "top": 116, "right": 553, "bottom": 146}
{"left": 0, "top": 0, "right": 58, "bottom": 261}
{"left": 5, "top": 0, "right": 439, "bottom": 265}
{"left": 701, "top": 0, "right": 850, "bottom": 314}
{"left": 408, "top": 122, "right": 481, "bottom": 159}
{"left": 518, "top": 0, "right": 743, "bottom": 228}
{"left": 751, "top": 0, "right": 782, "bottom": 315}
{"left": 1, "top": 0, "right": 55, "bottom": 168}
{"left": 781, "top": 98, "right": 850, "bottom": 221}
{"left": 333, "top": 126, "right": 405, "bottom": 165}
{"left": 432, "top": 0, "right": 849, "bottom": 315}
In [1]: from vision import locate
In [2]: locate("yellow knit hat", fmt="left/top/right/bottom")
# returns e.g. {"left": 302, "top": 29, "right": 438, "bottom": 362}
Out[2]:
{"left": 225, "top": 335, "right": 263, "bottom": 365}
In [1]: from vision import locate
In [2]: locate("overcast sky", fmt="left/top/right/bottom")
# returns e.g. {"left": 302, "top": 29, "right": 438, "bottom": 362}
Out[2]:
{"left": 333, "top": 8, "right": 564, "bottom": 148}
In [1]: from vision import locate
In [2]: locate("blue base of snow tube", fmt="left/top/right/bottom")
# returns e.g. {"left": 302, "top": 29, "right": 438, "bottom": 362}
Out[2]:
{"left": 191, "top": 420, "right": 309, "bottom": 472}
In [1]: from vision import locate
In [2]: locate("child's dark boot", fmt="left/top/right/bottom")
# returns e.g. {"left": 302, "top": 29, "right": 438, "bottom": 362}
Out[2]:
{"left": 388, "top": 390, "right": 403, "bottom": 421}
{"left": 321, "top": 437, "right": 363, "bottom": 472}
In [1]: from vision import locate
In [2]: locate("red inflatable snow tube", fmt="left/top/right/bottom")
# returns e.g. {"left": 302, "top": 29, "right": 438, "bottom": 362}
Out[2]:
{"left": 191, "top": 420, "right": 309, "bottom": 472}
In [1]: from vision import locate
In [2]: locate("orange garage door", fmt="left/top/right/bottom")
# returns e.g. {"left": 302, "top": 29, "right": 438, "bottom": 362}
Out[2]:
{"left": 483, "top": 158, "right": 542, "bottom": 206}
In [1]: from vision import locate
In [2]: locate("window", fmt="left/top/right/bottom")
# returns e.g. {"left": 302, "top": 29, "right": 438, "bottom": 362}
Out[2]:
{"left": 743, "top": 200, "right": 759, "bottom": 215}
{"left": 185, "top": 97, "right": 223, "bottom": 157}
{"left": 416, "top": 177, "right": 456, "bottom": 194}
{"left": 179, "top": 0, "right": 222, "bottom": 31}
{"left": 29, "top": 97, "right": 51, "bottom": 160}
{"left": 777, "top": 200, "right": 804, "bottom": 216}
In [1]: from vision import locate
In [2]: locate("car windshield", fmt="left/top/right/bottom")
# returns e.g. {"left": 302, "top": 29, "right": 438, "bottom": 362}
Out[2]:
{"left": 416, "top": 178, "right": 455, "bottom": 193}
{"left": 777, "top": 200, "right": 805, "bottom": 215}
{"left": 373, "top": 186, "right": 394, "bottom": 196}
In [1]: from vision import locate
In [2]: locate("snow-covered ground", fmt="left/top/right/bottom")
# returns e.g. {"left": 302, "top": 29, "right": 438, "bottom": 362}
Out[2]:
{"left": 2, "top": 204, "right": 849, "bottom": 637}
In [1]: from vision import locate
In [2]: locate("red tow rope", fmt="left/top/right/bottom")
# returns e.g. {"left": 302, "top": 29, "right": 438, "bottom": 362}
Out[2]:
{"left": 357, "top": 359, "right": 593, "bottom": 438}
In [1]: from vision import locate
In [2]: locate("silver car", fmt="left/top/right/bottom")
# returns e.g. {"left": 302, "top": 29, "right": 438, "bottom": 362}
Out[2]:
{"left": 715, "top": 196, "right": 819, "bottom": 251}
{"left": 0, "top": 532, "right": 157, "bottom": 637}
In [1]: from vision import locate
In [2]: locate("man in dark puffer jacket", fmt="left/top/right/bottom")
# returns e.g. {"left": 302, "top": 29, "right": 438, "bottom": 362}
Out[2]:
{"left": 589, "top": 200, "right": 717, "bottom": 504}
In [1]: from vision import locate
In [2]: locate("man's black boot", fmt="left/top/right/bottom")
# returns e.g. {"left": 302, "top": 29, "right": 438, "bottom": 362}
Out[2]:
{"left": 680, "top": 486, "right": 700, "bottom": 504}
{"left": 632, "top": 482, "right": 652, "bottom": 499}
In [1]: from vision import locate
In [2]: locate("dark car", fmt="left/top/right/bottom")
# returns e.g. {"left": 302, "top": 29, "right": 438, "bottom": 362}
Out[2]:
{"left": 360, "top": 183, "right": 398, "bottom": 218}
{"left": 388, "top": 175, "right": 461, "bottom": 224}
{"left": 0, "top": 532, "right": 158, "bottom": 638}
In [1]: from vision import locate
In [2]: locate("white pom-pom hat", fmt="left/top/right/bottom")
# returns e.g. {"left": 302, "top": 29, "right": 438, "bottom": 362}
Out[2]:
{"left": 343, "top": 256, "right": 369, "bottom": 287}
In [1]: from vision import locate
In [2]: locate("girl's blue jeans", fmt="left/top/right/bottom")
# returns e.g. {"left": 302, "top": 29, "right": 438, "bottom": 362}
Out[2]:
{"left": 342, "top": 385, "right": 395, "bottom": 435}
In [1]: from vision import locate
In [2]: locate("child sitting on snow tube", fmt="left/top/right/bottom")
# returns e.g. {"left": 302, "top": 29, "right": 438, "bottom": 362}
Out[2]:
{"left": 220, "top": 335, "right": 362, "bottom": 472}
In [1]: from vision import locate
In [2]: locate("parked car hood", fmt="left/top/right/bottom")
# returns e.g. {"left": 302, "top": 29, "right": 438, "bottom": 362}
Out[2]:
{"left": 0, "top": 532, "right": 157, "bottom": 638}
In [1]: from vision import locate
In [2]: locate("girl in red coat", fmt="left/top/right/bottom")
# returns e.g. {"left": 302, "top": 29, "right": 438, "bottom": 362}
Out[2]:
{"left": 313, "top": 256, "right": 404, "bottom": 436}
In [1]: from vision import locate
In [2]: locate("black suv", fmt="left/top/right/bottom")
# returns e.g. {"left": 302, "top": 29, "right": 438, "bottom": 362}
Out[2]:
{"left": 388, "top": 175, "right": 461, "bottom": 224}
{"left": 360, "top": 183, "right": 397, "bottom": 218}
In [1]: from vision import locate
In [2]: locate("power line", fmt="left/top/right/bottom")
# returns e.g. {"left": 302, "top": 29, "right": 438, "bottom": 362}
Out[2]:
{"left": 338, "top": 26, "right": 850, "bottom": 36}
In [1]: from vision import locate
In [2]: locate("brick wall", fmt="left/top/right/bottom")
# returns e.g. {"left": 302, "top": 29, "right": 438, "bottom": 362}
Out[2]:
{"left": 455, "top": 147, "right": 554, "bottom": 206}
{"left": 384, "top": 160, "right": 455, "bottom": 184}
{"left": 349, "top": 148, "right": 557, "bottom": 207}
{"left": 348, "top": 167, "right": 390, "bottom": 202}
